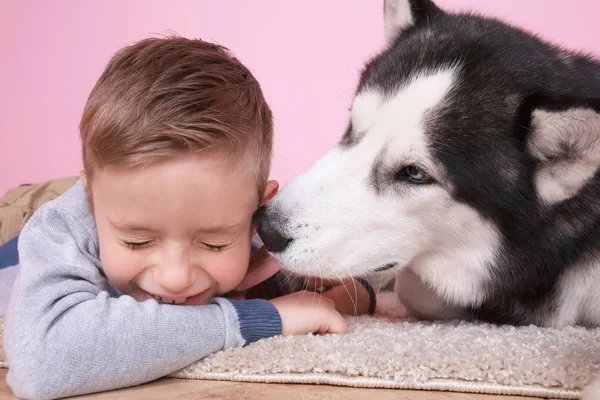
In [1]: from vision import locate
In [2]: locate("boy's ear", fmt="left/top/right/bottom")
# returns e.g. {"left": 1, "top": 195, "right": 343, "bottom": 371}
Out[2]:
{"left": 79, "top": 169, "right": 88, "bottom": 190}
{"left": 384, "top": 0, "right": 441, "bottom": 45}
{"left": 79, "top": 169, "right": 95, "bottom": 209}
{"left": 260, "top": 180, "right": 279, "bottom": 206}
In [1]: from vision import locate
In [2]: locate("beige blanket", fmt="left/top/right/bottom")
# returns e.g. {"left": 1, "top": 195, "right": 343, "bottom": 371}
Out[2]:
{"left": 0, "top": 176, "right": 78, "bottom": 245}
{"left": 2, "top": 294, "right": 600, "bottom": 398}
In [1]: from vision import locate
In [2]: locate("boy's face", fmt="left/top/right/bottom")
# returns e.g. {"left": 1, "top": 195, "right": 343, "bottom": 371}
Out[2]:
{"left": 82, "top": 153, "right": 278, "bottom": 305}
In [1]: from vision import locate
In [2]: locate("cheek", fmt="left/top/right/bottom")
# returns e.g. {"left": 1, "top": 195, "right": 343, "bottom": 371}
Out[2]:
{"left": 101, "top": 247, "right": 139, "bottom": 285}
{"left": 97, "top": 227, "right": 141, "bottom": 291}
{"left": 207, "top": 245, "right": 251, "bottom": 293}
{"left": 401, "top": 187, "right": 451, "bottom": 219}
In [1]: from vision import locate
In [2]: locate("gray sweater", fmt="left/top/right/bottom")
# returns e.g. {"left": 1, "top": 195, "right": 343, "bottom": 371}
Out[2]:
{"left": 4, "top": 180, "right": 282, "bottom": 400}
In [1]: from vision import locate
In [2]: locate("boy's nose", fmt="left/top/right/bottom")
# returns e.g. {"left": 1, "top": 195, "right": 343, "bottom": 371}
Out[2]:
{"left": 254, "top": 206, "right": 292, "bottom": 253}
{"left": 154, "top": 256, "right": 196, "bottom": 293}
{"left": 156, "top": 267, "right": 195, "bottom": 293}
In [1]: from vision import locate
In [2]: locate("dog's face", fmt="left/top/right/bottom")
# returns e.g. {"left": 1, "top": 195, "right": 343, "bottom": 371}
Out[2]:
{"left": 259, "top": 68, "right": 502, "bottom": 284}
{"left": 257, "top": 0, "right": 600, "bottom": 304}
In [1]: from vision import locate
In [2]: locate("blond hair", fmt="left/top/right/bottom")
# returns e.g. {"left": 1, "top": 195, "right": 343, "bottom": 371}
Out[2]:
{"left": 79, "top": 36, "right": 273, "bottom": 195}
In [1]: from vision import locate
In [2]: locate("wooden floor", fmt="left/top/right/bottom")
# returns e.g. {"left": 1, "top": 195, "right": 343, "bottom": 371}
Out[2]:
{"left": 0, "top": 369, "right": 547, "bottom": 400}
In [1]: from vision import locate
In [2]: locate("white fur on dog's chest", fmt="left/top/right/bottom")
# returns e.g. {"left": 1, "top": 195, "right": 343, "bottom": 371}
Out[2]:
{"left": 551, "top": 259, "right": 600, "bottom": 327}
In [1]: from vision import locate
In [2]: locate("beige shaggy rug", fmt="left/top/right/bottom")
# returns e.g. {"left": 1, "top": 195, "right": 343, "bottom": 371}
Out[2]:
{"left": 170, "top": 293, "right": 600, "bottom": 399}
{"left": 2, "top": 294, "right": 600, "bottom": 399}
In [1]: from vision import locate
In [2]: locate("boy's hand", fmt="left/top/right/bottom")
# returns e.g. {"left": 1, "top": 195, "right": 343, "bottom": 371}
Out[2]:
{"left": 269, "top": 290, "right": 348, "bottom": 336}
{"left": 321, "top": 279, "right": 372, "bottom": 316}
{"left": 305, "top": 277, "right": 374, "bottom": 316}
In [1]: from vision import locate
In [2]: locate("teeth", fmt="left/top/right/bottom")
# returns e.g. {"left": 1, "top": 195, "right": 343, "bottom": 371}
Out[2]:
{"left": 150, "top": 294, "right": 186, "bottom": 304}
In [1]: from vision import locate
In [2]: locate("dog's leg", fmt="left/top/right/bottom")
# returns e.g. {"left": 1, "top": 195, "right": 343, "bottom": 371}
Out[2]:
{"left": 395, "top": 268, "right": 469, "bottom": 321}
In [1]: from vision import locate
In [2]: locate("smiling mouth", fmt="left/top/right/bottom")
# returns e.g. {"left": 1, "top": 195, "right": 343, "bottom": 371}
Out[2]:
{"left": 151, "top": 295, "right": 187, "bottom": 305}
{"left": 144, "top": 288, "right": 212, "bottom": 306}
{"left": 374, "top": 263, "right": 397, "bottom": 272}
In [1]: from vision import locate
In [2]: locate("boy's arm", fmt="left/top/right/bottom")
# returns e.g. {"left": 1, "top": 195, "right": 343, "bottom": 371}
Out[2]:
{"left": 242, "top": 242, "right": 377, "bottom": 315}
{"left": 4, "top": 208, "right": 281, "bottom": 400}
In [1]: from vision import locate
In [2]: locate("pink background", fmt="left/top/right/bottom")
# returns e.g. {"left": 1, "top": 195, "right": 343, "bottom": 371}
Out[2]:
{"left": 1, "top": 0, "right": 599, "bottom": 195}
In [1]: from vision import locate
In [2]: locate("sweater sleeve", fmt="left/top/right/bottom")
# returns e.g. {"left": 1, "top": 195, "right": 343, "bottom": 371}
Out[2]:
{"left": 4, "top": 206, "right": 281, "bottom": 400}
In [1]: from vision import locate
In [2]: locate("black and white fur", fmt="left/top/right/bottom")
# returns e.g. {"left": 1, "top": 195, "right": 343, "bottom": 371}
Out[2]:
{"left": 256, "top": 0, "right": 600, "bottom": 394}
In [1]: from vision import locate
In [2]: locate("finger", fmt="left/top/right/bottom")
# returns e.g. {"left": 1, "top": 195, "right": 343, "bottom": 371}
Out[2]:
{"left": 318, "top": 294, "right": 336, "bottom": 308}
{"left": 301, "top": 292, "right": 335, "bottom": 310}
{"left": 311, "top": 292, "right": 335, "bottom": 309}
{"left": 318, "top": 311, "right": 348, "bottom": 334}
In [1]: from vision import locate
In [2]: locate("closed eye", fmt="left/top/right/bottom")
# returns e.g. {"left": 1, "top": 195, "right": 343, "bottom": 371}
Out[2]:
{"left": 124, "top": 241, "right": 152, "bottom": 250}
{"left": 204, "top": 243, "right": 228, "bottom": 252}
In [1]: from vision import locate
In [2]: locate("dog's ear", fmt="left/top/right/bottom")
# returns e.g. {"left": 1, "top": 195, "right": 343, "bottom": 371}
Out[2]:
{"left": 520, "top": 94, "right": 600, "bottom": 204}
{"left": 384, "top": 0, "right": 442, "bottom": 45}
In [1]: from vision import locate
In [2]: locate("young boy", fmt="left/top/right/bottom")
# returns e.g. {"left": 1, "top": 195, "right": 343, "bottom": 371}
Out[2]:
{"left": 4, "top": 37, "right": 374, "bottom": 399}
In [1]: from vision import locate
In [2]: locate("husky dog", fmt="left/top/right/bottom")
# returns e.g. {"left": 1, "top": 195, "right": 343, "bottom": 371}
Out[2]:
{"left": 257, "top": 0, "right": 600, "bottom": 329}
{"left": 256, "top": 0, "right": 600, "bottom": 394}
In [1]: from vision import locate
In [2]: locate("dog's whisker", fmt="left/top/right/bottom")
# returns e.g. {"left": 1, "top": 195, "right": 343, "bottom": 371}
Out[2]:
{"left": 336, "top": 269, "right": 358, "bottom": 316}
{"left": 318, "top": 275, "right": 324, "bottom": 308}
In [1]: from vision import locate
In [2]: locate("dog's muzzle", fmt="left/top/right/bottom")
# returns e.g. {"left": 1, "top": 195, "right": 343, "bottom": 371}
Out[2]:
{"left": 253, "top": 206, "right": 293, "bottom": 253}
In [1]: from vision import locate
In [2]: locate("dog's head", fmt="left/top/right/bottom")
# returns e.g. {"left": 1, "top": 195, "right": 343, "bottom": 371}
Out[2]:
{"left": 257, "top": 0, "right": 600, "bottom": 304}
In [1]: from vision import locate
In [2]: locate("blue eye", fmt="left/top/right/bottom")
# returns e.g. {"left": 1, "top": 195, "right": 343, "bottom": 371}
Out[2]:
{"left": 396, "top": 165, "right": 434, "bottom": 184}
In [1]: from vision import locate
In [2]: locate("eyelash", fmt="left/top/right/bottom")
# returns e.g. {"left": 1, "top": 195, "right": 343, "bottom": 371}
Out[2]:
{"left": 125, "top": 241, "right": 151, "bottom": 250}
{"left": 206, "top": 244, "right": 227, "bottom": 252}
{"left": 124, "top": 241, "right": 228, "bottom": 252}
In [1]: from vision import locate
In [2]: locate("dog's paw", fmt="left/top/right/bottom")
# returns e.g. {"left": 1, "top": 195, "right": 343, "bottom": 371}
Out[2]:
{"left": 582, "top": 376, "right": 600, "bottom": 400}
{"left": 374, "top": 291, "right": 411, "bottom": 319}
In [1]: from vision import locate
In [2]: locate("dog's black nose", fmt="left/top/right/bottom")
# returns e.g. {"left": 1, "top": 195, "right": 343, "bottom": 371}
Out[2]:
{"left": 253, "top": 206, "right": 292, "bottom": 253}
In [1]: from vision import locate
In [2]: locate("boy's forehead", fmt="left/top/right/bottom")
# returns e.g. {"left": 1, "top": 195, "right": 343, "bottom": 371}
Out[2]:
{"left": 89, "top": 155, "right": 261, "bottom": 226}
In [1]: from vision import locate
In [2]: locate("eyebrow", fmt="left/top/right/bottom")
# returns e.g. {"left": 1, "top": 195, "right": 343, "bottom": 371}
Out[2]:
{"left": 196, "top": 224, "right": 242, "bottom": 234}
{"left": 108, "top": 219, "right": 159, "bottom": 233}
{"left": 108, "top": 219, "right": 241, "bottom": 234}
